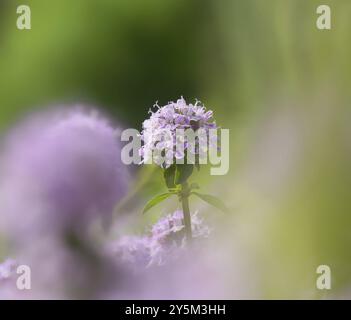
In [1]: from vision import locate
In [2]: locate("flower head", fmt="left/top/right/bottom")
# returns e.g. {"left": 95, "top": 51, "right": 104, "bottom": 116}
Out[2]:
{"left": 109, "top": 210, "right": 210, "bottom": 270}
{"left": 151, "top": 210, "right": 210, "bottom": 241}
{"left": 140, "top": 97, "right": 217, "bottom": 167}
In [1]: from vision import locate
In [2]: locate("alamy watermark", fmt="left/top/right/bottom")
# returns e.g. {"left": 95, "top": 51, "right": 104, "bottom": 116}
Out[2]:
{"left": 16, "top": 5, "right": 31, "bottom": 30}
{"left": 316, "top": 264, "right": 331, "bottom": 290}
{"left": 316, "top": 5, "right": 331, "bottom": 30}
{"left": 120, "top": 128, "right": 230, "bottom": 176}
{"left": 10, "top": 263, "right": 332, "bottom": 292}
{"left": 15, "top": 4, "right": 332, "bottom": 31}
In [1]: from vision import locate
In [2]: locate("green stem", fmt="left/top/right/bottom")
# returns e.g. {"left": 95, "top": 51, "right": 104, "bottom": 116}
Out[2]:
{"left": 181, "top": 183, "right": 192, "bottom": 240}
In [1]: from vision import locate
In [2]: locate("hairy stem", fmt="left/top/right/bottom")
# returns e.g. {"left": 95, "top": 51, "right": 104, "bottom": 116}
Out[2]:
{"left": 181, "top": 183, "right": 192, "bottom": 240}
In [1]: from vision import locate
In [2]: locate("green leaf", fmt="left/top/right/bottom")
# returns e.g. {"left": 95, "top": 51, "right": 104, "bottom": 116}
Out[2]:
{"left": 175, "top": 164, "right": 194, "bottom": 185}
{"left": 192, "top": 192, "right": 229, "bottom": 213}
{"left": 142, "top": 193, "right": 174, "bottom": 214}
{"left": 163, "top": 165, "right": 176, "bottom": 189}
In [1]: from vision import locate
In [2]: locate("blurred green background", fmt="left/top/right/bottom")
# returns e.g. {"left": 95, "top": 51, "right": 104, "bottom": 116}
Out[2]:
{"left": 0, "top": 0, "right": 350, "bottom": 299}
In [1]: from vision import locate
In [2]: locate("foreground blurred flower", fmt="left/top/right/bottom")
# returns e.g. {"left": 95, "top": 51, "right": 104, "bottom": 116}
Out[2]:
{"left": 0, "top": 107, "right": 128, "bottom": 239}
{"left": 140, "top": 97, "right": 228, "bottom": 240}
{"left": 109, "top": 210, "right": 210, "bottom": 270}
{"left": 0, "top": 258, "right": 20, "bottom": 299}
{"left": 0, "top": 107, "right": 129, "bottom": 298}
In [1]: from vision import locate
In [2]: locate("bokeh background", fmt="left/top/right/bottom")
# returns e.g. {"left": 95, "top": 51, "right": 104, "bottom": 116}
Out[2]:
{"left": 0, "top": 0, "right": 350, "bottom": 299}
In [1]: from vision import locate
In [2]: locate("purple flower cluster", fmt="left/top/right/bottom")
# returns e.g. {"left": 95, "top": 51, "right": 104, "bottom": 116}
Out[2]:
{"left": 109, "top": 210, "right": 210, "bottom": 270}
{"left": 140, "top": 97, "right": 217, "bottom": 167}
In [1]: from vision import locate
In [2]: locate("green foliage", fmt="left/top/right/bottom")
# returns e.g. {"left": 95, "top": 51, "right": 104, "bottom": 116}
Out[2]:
{"left": 142, "top": 192, "right": 174, "bottom": 214}
{"left": 163, "top": 165, "right": 176, "bottom": 189}
{"left": 174, "top": 164, "right": 194, "bottom": 185}
{"left": 163, "top": 164, "right": 194, "bottom": 189}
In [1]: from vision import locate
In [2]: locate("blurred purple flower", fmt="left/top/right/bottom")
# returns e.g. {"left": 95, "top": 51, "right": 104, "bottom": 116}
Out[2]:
{"left": 109, "top": 210, "right": 210, "bottom": 270}
{"left": 0, "top": 107, "right": 130, "bottom": 299}
{"left": 0, "top": 107, "right": 128, "bottom": 240}
{"left": 108, "top": 235, "right": 152, "bottom": 271}
{"left": 0, "top": 258, "right": 17, "bottom": 281}
{"left": 0, "top": 258, "right": 20, "bottom": 299}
